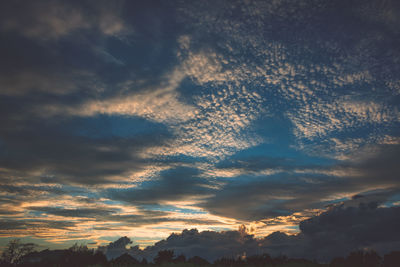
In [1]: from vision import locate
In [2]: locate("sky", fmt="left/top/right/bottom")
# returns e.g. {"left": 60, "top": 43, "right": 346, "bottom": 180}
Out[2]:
{"left": 0, "top": 0, "right": 399, "bottom": 261}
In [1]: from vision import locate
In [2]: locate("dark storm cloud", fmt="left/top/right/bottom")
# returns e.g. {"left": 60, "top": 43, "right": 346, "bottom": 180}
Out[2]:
{"left": 107, "top": 167, "right": 213, "bottom": 204}
{"left": 100, "top": 204, "right": 400, "bottom": 262}
{"left": 299, "top": 203, "right": 400, "bottom": 244}
{"left": 256, "top": 203, "right": 400, "bottom": 261}
{"left": 289, "top": 203, "right": 400, "bottom": 260}
{"left": 201, "top": 145, "right": 400, "bottom": 221}
{"left": 348, "top": 144, "right": 400, "bottom": 184}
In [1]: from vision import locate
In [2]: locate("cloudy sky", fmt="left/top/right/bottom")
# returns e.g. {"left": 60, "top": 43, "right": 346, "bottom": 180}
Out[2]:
{"left": 0, "top": 0, "right": 399, "bottom": 260}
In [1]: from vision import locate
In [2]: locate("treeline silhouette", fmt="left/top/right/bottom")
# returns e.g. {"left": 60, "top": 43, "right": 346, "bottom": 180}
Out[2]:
{"left": 1, "top": 240, "right": 400, "bottom": 267}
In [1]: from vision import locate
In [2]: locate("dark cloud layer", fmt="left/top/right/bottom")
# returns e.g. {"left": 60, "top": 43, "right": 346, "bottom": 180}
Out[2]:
{"left": 0, "top": 111, "right": 171, "bottom": 185}
{"left": 201, "top": 145, "right": 400, "bottom": 220}
{"left": 0, "top": 219, "right": 76, "bottom": 234}
{"left": 27, "top": 207, "right": 116, "bottom": 218}
{"left": 297, "top": 203, "right": 400, "bottom": 257}
{"left": 103, "top": 145, "right": 400, "bottom": 222}
{"left": 107, "top": 167, "right": 213, "bottom": 204}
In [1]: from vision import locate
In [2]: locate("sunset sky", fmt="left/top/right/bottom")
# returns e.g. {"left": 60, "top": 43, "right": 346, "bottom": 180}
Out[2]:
{"left": 0, "top": 0, "right": 399, "bottom": 260}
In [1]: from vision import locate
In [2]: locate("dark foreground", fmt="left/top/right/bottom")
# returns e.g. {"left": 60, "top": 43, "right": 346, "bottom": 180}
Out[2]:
{"left": 1, "top": 240, "right": 399, "bottom": 267}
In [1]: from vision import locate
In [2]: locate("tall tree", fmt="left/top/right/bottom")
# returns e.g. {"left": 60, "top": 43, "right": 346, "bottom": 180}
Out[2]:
{"left": 1, "top": 239, "right": 37, "bottom": 265}
{"left": 154, "top": 250, "right": 174, "bottom": 264}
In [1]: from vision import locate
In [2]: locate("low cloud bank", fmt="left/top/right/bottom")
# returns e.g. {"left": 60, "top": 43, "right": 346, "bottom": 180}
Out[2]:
{"left": 99, "top": 203, "right": 400, "bottom": 262}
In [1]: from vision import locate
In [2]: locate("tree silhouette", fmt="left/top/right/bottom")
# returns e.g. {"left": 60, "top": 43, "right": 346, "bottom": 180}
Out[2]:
{"left": 19, "top": 244, "right": 107, "bottom": 267}
{"left": 1, "top": 237, "right": 400, "bottom": 267}
{"left": 154, "top": 250, "right": 174, "bottom": 264}
{"left": 346, "top": 250, "right": 365, "bottom": 267}
{"left": 364, "top": 250, "right": 381, "bottom": 267}
{"left": 69, "top": 243, "right": 89, "bottom": 253}
{"left": 188, "top": 256, "right": 209, "bottom": 265}
{"left": 330, "top": 250, "right": 382, "bottom": 267}
{"left": 271, "top": 255, "right": 288, "bottom": 265}
{"left": 214, "top": 257, "right": 239, "bottom": 267}
{"left": 173, "top": 254, "right": 186, "bottom": 263}
{"left": 111, "top": 253, "right": 140, "bottom": 265}
{"left": 383, "top": 251, "right": 400, "bottom": 267}
{"left": 246, "top": 254, "right": 273, "bottom": 265}
{"left": 330, "top": 256, "right": 346, "bottom": 267}
{"left": 1, "top": 239, "right": 37, "bottom": 265}
{"left": 92, "top": 251, "right": 108, "bottom": 265}
{"left": 141, "top": 257, "right": 148, "bottom": 265}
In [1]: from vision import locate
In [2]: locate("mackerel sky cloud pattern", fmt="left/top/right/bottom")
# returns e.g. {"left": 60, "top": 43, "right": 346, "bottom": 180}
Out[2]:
{"left": 0, "top": 0, "right": 399, "bottom": 259}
